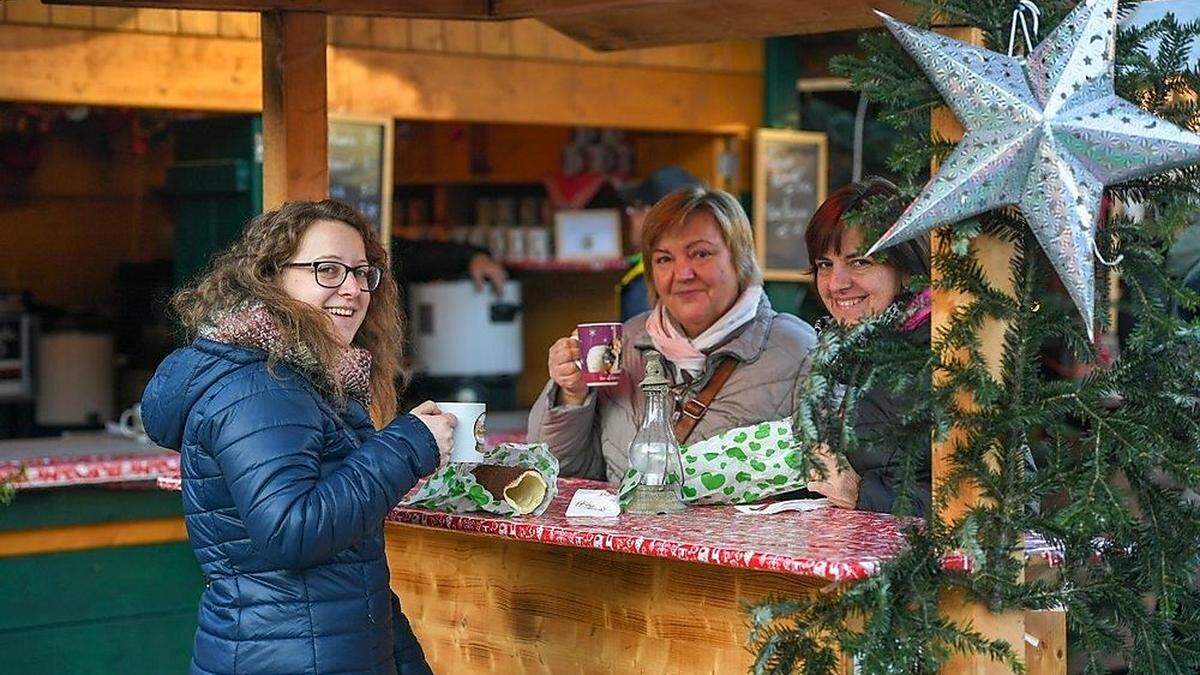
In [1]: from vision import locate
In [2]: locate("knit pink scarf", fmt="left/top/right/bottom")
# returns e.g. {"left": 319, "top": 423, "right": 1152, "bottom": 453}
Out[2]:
{"left": 203, "top": 302, "right": 373, "bottom": 405}
{"left": 901, "top": 288, "right": 932, "bottom": 333}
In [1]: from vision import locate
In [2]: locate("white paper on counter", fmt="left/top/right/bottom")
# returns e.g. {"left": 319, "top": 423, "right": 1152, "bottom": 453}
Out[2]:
{"left": 734, "top": 498, "right": 829, "bottom": 515}
{"left": 566, "top": 489, "right": 621, "bottom": 517}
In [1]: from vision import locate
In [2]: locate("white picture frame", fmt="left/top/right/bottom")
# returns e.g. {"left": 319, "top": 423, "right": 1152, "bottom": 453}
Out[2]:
{"left": 553, "top": 209, "right": 623, "bottom": 261}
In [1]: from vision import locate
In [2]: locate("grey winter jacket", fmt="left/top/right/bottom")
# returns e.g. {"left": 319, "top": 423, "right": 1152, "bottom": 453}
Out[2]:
{"left": 527, "top": 295, "right": 817, "bottom": 483}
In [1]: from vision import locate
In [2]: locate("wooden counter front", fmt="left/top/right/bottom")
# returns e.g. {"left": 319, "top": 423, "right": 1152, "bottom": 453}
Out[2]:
{"left": 152, "top": 470, "right": 1064, "bottom": 673}
{"left": 384, "top": 478, "right": 1066, "bottom": 673}
{"left": 387, "top": 521, "right": 829, "bottom": 673}
{"left": 383, "top": 478, "right": 916, "bottom": 673}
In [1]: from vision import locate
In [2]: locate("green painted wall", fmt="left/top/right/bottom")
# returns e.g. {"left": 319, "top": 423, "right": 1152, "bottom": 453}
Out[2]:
{"left": 0, "top": 487, "right": 184, "bottom": 532}
{"left": 764, "top": 36, "right": 802, "bottom": 129}
{"left": 1, "top": 489, "right": 203, "bottom": 674}
{"left": 762, "top": 37, "right": 815, "bottom": 319}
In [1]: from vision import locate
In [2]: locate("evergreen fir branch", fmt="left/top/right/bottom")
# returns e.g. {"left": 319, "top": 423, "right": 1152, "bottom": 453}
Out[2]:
{"left": 0, "top": 468, "right": 21, "bottom": 507}
{"left": 750, "top": 2, "right": 1200, "bottom": 671}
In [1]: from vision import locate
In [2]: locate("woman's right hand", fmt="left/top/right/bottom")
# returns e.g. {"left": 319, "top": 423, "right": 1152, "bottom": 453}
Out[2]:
{"left": 409, "top": 400, "right": 456, "bottom": 466}
{"left": 548, "top": 333, "right": 587, "bottom": 406}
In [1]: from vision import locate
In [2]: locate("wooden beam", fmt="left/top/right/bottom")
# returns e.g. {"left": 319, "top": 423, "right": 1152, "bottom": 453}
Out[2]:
{"left": 1025, "top": 609, "right": 1068, "bottom": 674}
{"left": 0, "top": 517, "right": 187, "bottom": 558}
{"left": 929, "top": 26, "right": 1016, "bottom": 530}
{"left": 41, "top": 0, "right": 912, "bottom": 49}
{"left": 327, "top": 43, "right": 759, "bottom": 132}
{"left": 490, "top": 0, "right": 674, "bottom": 18}
{"left": 536, "top": 0, "right": 913, "bottom": 50}
{"left": 939, "top": 588, "right": 1028, "bottom": 674}
{"left": 261, "top": 10, "right": 328, "bottom": 208}
{"left": 46, "top": 0, "right": 490, "bottom": 19}
{"left": 0, "top": 24, "right": 261, "bottom": 111}
{"left": 0, "top": 23, "right": 759, "bottom": 132}
{"left": 930, "top": 26, "right": 1051, "bottom": 675}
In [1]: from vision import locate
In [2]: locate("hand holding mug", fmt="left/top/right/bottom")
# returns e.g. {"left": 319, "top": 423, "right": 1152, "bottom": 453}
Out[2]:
{"left": 410, "top": 400, "right": 457, "bottom": 466}
{"left": 436, "top": 402, "right": 487, "bottom": 463}
{"left": 548, "top": 332, "right": 587, "bottom": 406}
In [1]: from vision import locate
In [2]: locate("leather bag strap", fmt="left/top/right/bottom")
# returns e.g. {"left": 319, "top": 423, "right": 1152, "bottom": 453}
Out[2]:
{"left": 673, "top": 356, "right": 738, "bottom": 445}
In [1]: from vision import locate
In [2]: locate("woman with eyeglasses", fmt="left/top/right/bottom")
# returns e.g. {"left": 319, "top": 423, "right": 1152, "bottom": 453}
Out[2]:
{"left": 141, "top": 200, "right": 453, "bottom": 675}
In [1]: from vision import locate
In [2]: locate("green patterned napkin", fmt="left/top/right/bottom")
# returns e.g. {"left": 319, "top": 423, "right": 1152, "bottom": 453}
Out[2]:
{"left": 403, "top": 443, "right": 559, "bottom": 516}
{"left": 617, "top": 419, "right": 808, "bottom": 506}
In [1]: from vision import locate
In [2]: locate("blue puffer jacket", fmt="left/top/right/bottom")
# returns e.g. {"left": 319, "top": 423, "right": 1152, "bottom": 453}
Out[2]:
{"left": 142, "top": 338, "right": 438, "bottom": 675}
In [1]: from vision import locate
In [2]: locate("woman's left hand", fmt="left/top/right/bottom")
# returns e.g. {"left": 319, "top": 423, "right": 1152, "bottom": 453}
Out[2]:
{"left": 806, "top": 443, "right": 861, "bottom": 510}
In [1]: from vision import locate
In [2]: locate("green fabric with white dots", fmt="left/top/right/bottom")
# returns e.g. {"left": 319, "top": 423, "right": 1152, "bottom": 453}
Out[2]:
{"left": 618, "top": 419, "right": 806, "bottom": 507}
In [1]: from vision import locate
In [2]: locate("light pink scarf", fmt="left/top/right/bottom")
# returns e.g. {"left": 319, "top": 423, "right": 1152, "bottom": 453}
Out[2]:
{"left": 645, "top": 285, "right": 763, "bottom": 376}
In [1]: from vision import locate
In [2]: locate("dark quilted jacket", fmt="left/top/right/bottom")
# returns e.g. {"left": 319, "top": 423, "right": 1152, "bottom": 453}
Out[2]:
{"left": 848, "top": 321, "right": 933, "bottom": 517}
{"left": 142, "top": 338, "right": 438, "bottom": 675}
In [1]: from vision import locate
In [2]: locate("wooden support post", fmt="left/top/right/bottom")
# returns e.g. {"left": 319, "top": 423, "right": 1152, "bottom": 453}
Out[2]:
{"left": 929, "top": 26, "right": 1061, "bottom": 675}
{"left": 261, "top": 10, "right": 328, "bottom": 209}
{"left": 1025, "top": 609, "right": 1068, "bottom": 673}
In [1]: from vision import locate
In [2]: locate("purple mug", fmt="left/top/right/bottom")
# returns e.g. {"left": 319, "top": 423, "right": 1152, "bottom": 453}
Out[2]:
{"left": 576, "top": 322, "right": 623, "bottom": 386}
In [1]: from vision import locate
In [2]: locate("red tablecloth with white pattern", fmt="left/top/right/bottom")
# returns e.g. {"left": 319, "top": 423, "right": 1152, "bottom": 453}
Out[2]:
{"left": 1, "top": 433, "right": 179, "bottom": 490}
{"left": 157, "top": 470, "right": 1062, "bottom": 582}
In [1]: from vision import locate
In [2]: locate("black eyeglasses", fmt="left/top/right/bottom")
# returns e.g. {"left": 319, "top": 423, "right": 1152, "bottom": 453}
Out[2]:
{"left": 281, "top": 261, "right": 383, "bottom": 292}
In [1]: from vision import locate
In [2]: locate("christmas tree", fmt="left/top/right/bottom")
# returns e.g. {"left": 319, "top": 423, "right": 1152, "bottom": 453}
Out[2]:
{"left": 749, "top": 1, "right": 1200, "bottom": 672}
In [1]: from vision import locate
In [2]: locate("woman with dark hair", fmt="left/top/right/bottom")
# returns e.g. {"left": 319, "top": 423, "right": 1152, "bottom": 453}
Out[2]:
{"left": 141, "top": 200, "right": 454, "bottom": 674}
{"left": 807, "top": 177, "right": 930, "bottom": 323}
{"left": 802, "top": 177, "right": 933, "bottom": 516}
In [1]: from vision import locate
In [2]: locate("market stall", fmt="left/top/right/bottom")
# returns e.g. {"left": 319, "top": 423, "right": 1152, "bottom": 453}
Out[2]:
{"left": 10, "top": 0, "right": 1194, "bottom": 670}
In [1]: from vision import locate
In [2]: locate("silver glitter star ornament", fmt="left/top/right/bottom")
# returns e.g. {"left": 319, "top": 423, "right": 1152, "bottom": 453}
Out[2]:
{"left": 868, "top": 0, "right": 1200, "bottom": 336}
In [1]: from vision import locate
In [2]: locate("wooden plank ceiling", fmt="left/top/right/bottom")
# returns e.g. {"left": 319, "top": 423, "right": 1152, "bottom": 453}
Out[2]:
{"left": 43, "top": 0, "right": 914, "bottom": 49}
{"left": 497, "top": 0, "right": 914, "bottom": 50}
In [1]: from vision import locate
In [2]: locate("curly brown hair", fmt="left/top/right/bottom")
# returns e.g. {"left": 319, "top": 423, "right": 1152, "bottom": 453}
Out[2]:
{"left": 172, "top": 200, "right": 404, "bottom": 426}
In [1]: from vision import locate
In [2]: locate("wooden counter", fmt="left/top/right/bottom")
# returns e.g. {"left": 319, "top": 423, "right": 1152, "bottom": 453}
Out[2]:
{"left": 153, "top": 471, "right": 1065, "bottom": 673}
{"left": 382, "top": 478, "right": 1063, "bottom": 673}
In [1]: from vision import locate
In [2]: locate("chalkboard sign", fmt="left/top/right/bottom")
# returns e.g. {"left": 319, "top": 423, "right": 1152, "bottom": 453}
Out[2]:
{"left": 328, "top": 117, "right": 393, "bottom": 249}
{"left": 753, "top": 129, "right": 828, "bottom": 281}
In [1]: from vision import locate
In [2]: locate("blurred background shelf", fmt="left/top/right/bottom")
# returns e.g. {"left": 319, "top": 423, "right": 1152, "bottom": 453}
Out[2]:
{"left": 506, "top": 258, "right": 627, "bottom": 273}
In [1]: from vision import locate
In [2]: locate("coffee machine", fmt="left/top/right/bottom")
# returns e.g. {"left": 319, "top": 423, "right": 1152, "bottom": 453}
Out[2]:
{"left": 407, "top": 280, "right": 523, "bottom": 409}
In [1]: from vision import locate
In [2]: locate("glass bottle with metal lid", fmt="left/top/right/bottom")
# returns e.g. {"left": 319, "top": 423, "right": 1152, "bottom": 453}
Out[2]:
{"left": 625, "top": 349, "right": 687, "bottom": 514}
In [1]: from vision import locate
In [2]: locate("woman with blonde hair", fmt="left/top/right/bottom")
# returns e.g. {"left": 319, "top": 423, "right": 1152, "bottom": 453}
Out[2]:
{"left": 529, "top": 186, "right": 817, "bottom": 481}
{"left": 142, "top": 199, "right": 454, "bottom": 675}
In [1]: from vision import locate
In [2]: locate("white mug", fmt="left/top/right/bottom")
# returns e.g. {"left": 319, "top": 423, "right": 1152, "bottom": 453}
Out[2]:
{"left": 436, "top": 402, "right": 487, "bottom": 463}
{"left": 117, "top": 404, "right": 150, "bottom": 444}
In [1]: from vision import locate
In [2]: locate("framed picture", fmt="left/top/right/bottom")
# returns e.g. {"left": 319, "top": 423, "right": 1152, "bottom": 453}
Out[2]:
{"left": 753, "top": 128, "right": 828, "bottom": 281}
{"left": 553, "top": 209, "right": 623, "bottom": 261}
{"left": 328, "top": 116, "right": 394, "bottom": 250}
